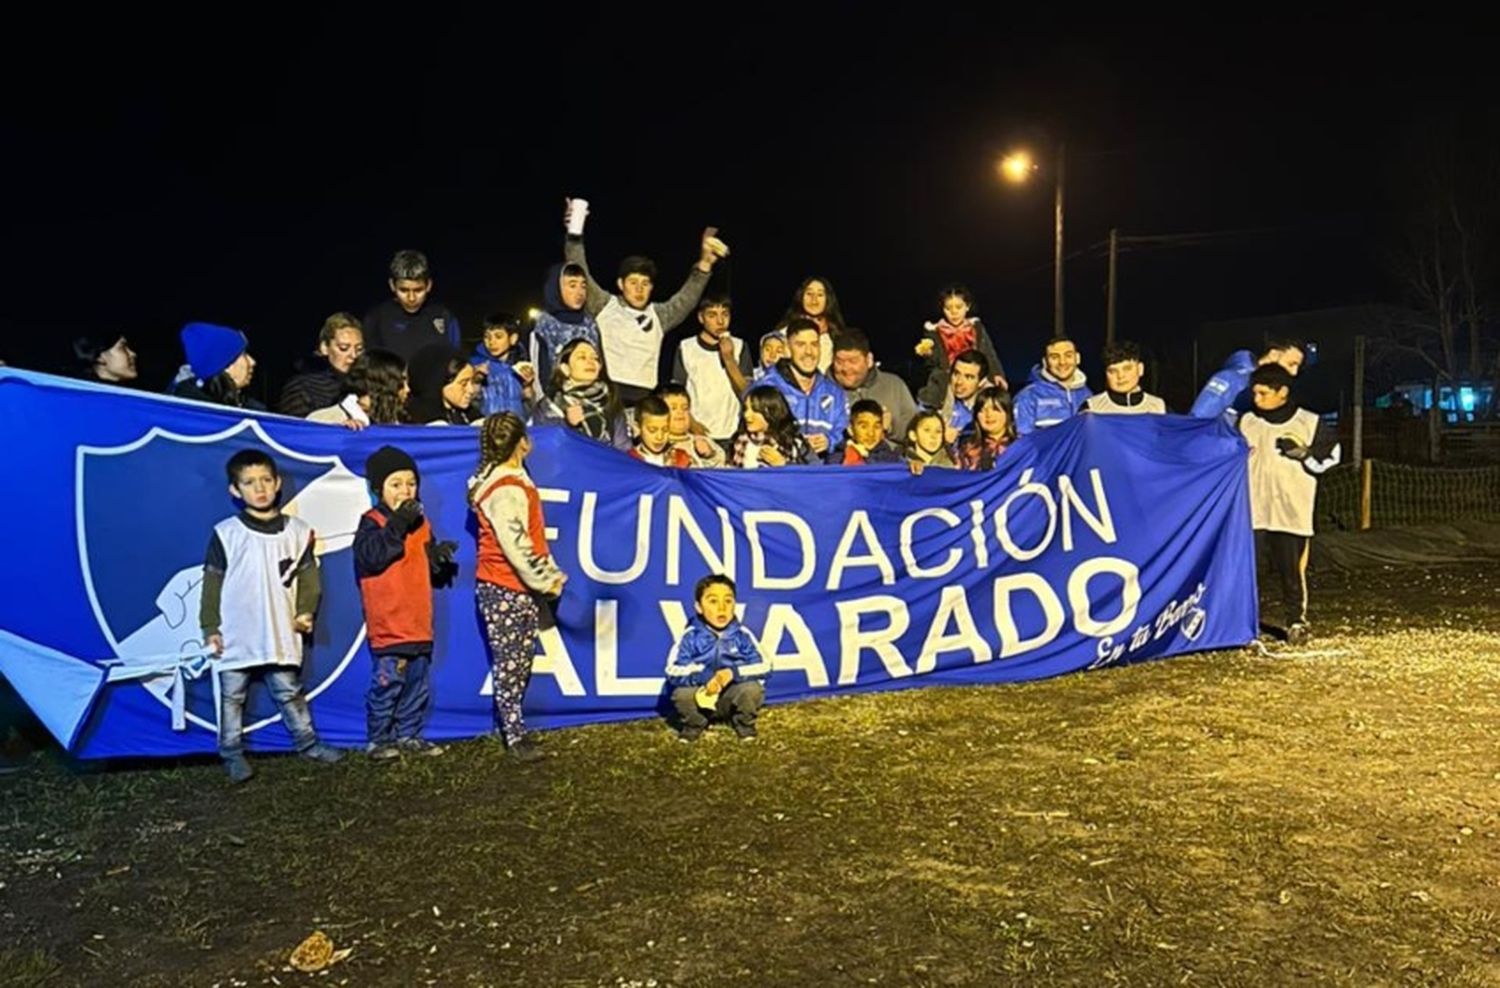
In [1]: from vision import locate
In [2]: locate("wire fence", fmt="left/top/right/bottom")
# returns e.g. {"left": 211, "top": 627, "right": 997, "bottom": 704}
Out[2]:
{"left": 1316, "top": 461, "right": 1500, "bottom": 530}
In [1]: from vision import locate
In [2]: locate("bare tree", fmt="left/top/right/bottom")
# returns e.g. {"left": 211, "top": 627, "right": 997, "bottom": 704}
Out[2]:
{"left": 1385, "top": 113, "right": 1499, "bottom": 383}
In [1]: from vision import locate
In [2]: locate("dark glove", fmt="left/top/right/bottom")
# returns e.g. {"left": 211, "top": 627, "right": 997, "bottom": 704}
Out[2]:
{"left": 1275, "top": 437, "right": 1309, "bottom": 461}
{"left": 426, "top": 539, "right": 459, "bottom": 588}
{"left": 426, "top": 539, "right": 457, "bottom": 568}
{"left": 390, "top": 499, "right": 424, "bottom": 534}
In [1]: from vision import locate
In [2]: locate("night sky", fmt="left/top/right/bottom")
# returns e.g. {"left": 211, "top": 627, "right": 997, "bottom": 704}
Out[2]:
{"left": 2, "top": 13, "right": 1490, "bottom": 406}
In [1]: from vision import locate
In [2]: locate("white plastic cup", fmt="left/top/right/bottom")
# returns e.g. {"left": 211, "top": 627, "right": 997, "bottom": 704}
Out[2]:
{"left": 566, "top": 198, "right": 590, "bottom": 236}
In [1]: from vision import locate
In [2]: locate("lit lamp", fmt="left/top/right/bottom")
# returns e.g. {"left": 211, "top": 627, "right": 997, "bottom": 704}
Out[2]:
{"left": 998, "top": 151, "right": 1036, "bottom": 184}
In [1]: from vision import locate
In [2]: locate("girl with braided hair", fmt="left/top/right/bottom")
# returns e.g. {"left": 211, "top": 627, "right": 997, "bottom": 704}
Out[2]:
{"left": 468, "top": 414, "right": 568, "bottom": 760}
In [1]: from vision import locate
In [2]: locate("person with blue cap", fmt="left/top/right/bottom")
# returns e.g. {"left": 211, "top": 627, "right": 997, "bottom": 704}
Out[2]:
{"left": 171, "top": 322, "right": 262, "bottom": 409}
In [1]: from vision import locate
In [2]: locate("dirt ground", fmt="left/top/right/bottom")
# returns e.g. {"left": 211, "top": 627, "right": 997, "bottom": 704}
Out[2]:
{"left": 3, "top": 565, "right": 1500, "bottom": 987}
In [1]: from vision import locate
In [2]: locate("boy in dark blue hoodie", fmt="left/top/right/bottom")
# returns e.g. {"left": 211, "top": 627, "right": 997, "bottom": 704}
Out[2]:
{"left": 529, "top": 263, "right": 603, "bottom": 386}
{"left": 363, "top": 250, "right": 461, "bottom": 364}
{"left": 664, "top": 575, "right": 771, "bottom": 742}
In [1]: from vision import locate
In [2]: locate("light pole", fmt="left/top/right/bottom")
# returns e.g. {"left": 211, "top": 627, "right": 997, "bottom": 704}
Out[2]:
{"left": 999, "top": 144, "right": 1066, "bottom": 339}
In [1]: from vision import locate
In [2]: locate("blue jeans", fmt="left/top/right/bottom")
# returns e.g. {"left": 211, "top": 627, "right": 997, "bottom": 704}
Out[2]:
{"left": 365, "top": 653, "right": 433, "bottom": 745}
{"left": 217, "top": 666, "right": 317, "bottom": 758}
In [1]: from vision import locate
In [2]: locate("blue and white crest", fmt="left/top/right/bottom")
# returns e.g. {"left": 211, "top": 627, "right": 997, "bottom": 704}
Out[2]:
{"left": 1181, "top": 606, "right": 1207, "bottom": 642}
{"left": 75, "top": 418, "right": 370, "bottom": 739}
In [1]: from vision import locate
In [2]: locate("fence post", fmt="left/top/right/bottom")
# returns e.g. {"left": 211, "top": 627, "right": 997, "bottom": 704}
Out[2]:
{"left": 1360, "top": 458, "right": 1373, "bottom": 531}
{"left": 1428, "top": 371, "right": 1442, "bottom": 463}
{"left": 1352, "top": 335, "right": 1365, "bottom": 468}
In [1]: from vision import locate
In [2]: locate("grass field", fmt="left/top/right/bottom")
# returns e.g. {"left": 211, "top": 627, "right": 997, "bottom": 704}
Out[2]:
{"left": 3, "top": 565, "right": 1500, "bottom": 987}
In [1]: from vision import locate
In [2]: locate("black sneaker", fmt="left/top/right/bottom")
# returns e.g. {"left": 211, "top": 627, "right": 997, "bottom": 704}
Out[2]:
{"left": 734, "top": 727, "right": 758, "bottom": 742}
{"left": 677, "top": 728, "right": 704, "bottom": 744}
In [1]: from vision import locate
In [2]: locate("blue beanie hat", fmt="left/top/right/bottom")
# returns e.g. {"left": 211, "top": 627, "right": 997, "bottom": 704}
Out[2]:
{"left": 181, "top": 322, "right": 247, "bottom": 380}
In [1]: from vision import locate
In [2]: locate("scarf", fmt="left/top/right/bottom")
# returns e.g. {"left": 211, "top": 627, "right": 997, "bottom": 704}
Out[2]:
{"left": 933, "top": 318, "right": 978, "bottom": 367}
{"left": 554, "top": 379, "right": 615, "bottom": 440}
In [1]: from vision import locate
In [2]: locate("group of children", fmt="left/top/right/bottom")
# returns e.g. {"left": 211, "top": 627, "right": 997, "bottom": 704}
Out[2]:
{"left": 124, "top": 195, "right": 1180, "bottom": 481}
{"left": 203, "top": 351, "right": 1331, "bottom": 784}
{"left": 72, "top": 196, "right": 1191, "bottom": 486}
{"left": 132, "top": 199, "right": 1334, "bottom": 779}
{"left": 202, "top": 411, "right": 773, "bottom": 782}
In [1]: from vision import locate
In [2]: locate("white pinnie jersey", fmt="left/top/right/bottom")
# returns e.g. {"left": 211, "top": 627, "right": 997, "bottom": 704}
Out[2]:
{"left": 679, "top": 335, "right": 746, "bottom": 440}
{"left": 597, "top": 297, "right": 663, "bottom": 391}
{"left": 214, "top": 515, "right": 317, "bottom": 671}
{"left": 1239, "top": 408, "right": 1341, "bottom": 537}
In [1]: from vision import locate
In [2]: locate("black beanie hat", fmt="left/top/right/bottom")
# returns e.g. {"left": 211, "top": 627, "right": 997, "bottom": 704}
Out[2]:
{"left": 365, "top": 445, "right": 419, "bottom": 495}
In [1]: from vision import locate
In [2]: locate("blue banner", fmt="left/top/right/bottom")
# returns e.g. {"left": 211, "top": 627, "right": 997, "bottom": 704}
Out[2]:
{"left": 0, "top": 369, "right": 1257, "bottom": 758}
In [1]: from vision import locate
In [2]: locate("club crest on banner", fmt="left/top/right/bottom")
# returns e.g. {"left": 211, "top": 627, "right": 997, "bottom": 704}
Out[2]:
{"left": 75, "top": 418, "right": 370, "bottom": 737}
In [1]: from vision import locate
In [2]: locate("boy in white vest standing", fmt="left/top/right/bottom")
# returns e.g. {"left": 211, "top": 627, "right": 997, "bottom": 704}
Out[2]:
{"left": 1238, "top": 364, "right": 1341, "bottom": 643}
{"left": 672, "top": 294, "right": 751, "bottom": 447}
{"left": 201, "top": 449, "right": 345, "bottom": 783}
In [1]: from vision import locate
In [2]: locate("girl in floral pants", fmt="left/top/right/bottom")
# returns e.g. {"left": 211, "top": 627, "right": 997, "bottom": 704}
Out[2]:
{"left": 468, "top": 413, "right": 568, "bottom": 760}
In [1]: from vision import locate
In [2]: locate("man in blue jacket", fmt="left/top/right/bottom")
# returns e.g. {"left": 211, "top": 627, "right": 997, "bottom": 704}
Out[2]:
{"left": 1014, "top": 337, "right": 1092, "bottom": 435}
{"left": 665, "top": 575, "right": 771, "bottom": 742}
{"left": 755, "top": 317, "right": 849, "bottom": 461}
{"left": 1190, "top": 338, "right": 1305, "bottom": 421}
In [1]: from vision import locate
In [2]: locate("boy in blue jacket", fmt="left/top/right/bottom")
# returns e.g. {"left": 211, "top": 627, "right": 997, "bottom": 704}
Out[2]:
{"left": 471, "top": 313, "right": 533, "bottom": 418}
{"left": 664, "top": 575, "right": 771, "bottom": 742}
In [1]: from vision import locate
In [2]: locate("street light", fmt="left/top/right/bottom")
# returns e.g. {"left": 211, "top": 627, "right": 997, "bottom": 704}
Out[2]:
{"left": 999, "top": 144, "right": 1066, "bottom": 338}
{"left": 998, "top": 151, "right": 1036, "bottom": 184}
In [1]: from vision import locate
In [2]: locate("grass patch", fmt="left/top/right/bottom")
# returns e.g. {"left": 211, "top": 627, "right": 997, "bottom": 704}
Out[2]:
{"left": 3, "top": 566, "right": 1500, "bottom": 986}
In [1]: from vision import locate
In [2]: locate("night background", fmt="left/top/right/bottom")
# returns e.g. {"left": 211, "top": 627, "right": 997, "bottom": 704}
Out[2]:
{"left": 2, "top": 13, "right": 1494, "bottom": 408}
